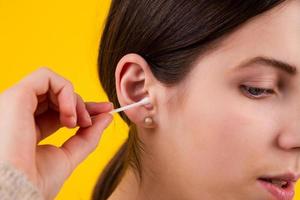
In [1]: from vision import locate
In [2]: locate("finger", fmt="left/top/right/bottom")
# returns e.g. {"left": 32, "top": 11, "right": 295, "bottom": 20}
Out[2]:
{"left": 34, "top": 99, "right": 49, "bottom": 116}
{"left": 35, "top": 110, "right": 61, "bottom": 143}
{"left": 35, "top": 102, "right": 113, "bottom": 143}
{"left": 60, "top": 113, "right": 113, "bottom": 171}
{"left": 85, "top": 102, "right": 114, "bottom": 116}
{"left": 75, "top": 94, "right": 92, "bottom": 128}
{"left": 34, "top": 94, "right": 60, "bottom": 117}
{"left": 18, "top": 67, "right": 77, "bottom": 128}
{"left": 56, "top": 83, "right": 76, "bottom": 128}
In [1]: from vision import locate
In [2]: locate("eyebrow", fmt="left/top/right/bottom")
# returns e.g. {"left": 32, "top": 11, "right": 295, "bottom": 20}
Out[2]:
{"left": 237, "top": 56, "right": 298, "bottom": 76}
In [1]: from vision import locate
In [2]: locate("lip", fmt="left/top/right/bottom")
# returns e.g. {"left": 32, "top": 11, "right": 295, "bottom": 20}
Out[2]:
{"left": 257, "top": 173, "right": 300, "bottom": 200}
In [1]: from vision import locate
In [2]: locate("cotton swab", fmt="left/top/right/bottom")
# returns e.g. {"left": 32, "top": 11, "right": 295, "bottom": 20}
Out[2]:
{"left": 108, "top": 97, "right": 151, "bottom": 114}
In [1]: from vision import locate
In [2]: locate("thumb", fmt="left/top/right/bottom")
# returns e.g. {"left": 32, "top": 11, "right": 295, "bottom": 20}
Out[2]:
{"left": 60, "top": 113, "right": 113, "bottom": 172}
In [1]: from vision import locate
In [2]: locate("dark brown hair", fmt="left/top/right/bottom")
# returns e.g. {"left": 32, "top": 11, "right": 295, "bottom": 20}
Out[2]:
{"left": 93, "top": 0, "right": 286, "bottom": 199}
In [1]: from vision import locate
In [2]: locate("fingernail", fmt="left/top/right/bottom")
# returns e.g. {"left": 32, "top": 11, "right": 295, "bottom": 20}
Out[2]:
{"left": 70, "top": 116, "right": 77, "bottom": 127}
{"left": 109, "top": 102, "right": 114, "bottom": 109}
{"left": 86, "top": 115, "right": 92, "bottom": 126}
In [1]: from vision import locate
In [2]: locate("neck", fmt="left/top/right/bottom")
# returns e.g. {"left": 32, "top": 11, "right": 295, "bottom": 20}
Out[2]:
{"left": 107, "top": 166, "right": 174, "bottom": 200}
{"left": 106, "top": 167, "right": 139, "bottom": 200}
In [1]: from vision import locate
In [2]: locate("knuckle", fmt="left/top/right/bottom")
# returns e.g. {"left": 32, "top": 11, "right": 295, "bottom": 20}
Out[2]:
{"left": 76, "top": 93, "right": 83, "bottom": 101}
{"left": 37, "top": 67, "right": 73, "bottom": 90}
{"left": 37, "top": 67, "right": 53, "bottom": 74}
{"left": 34, "top": 67, "right": 54, "bottom": 79}
{"left": 37, "top": 67, "right": 62, "bottom": 81}
{"left": 65, "top": 80, "right": 74, "bottom": 91}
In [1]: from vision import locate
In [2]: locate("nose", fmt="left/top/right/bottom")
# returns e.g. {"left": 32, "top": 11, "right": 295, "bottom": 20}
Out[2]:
{"left": 277, "top": 133, "right": 300, "bottom": 151}
{"left": 277, "top": 124, "right": 300, "bottom": 173}
{"left": 277, "top": 115, "right": 300, "bottom": 151}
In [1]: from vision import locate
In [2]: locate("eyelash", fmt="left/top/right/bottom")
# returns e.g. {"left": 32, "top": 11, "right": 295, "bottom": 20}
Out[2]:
{"left": 240, "top": 85, "right": 275, "bottom": 99}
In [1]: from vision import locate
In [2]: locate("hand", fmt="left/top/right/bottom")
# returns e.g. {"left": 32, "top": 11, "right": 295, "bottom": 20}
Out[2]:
{"left": 0, "top": 67, "right": 114, "bottom": 199}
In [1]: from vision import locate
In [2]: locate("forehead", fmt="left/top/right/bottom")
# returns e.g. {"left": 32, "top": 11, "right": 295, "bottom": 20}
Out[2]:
{"left": 169, "top": 1, "right": 300, "bottom": 106}
{"left": 174, "top": 0, "right": 300, "bottom": 103}
{"left": 217, "top": 0, "right": 300, "bottom": 67}
{"left": 188, "top": 0, "right": 300, "bottom": 76}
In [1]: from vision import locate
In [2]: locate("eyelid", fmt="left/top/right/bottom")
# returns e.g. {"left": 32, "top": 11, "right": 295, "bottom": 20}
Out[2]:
{"left": 242, "top": 80, "right": 276, "bottom": 89}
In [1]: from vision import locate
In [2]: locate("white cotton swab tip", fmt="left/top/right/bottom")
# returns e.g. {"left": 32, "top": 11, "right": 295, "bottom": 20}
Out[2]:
{"left": 108, "top": 97, "right": 151, "bottom": 114}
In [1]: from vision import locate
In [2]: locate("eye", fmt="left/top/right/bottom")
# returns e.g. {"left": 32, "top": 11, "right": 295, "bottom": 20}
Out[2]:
{"left": 240, "top": 85, "right": 275, "bottom": 99}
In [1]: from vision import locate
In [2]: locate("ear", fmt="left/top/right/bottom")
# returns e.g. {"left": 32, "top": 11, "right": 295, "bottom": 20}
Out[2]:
{"left": 115, "top": 53, "right": 156, "bottom": 128}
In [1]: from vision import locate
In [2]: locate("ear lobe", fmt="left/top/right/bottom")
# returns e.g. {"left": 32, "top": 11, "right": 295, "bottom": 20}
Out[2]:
{"left": 115, "top": 53, "right": 155, "bottom": 125}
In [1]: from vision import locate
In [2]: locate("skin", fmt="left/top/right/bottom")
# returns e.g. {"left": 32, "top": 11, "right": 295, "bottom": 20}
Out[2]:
{"left": 0, "top": 68, "right": 114, "bottom": 199}
{"left": 109, "top": 0, "right": 300, "bottom": 199}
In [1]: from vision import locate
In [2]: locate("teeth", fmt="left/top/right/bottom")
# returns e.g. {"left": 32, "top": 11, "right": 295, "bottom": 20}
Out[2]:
{"left": 271, "top": 180, "right": 288, "bottom": 187}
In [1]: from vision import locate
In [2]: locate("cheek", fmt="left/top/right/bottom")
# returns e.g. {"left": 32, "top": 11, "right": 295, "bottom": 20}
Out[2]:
{"left": 175, "top": 92, "right": 280, "bottom": 189}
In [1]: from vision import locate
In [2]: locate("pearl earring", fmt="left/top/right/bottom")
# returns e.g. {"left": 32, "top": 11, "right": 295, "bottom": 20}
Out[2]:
{"left": 144, "top": 116, "right": 154, "bottom": 126}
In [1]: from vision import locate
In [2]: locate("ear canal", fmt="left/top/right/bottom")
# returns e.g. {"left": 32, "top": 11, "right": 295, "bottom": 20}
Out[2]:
{"left": 140, "top": 97, "right": 150, "bottom": 105}
{"left": 108, "top": 96, "right": 152, "bottom": 114}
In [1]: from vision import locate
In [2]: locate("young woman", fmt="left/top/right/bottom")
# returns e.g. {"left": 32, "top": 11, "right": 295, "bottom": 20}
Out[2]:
{"left": 93, "top": 0, "right": 300, "bottom": 200}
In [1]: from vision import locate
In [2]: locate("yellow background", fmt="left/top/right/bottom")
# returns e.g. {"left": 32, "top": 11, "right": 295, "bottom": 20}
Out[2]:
{"left": 0, "top": 0, "right": 299, "bottom": 199}
{"left": 0, "top": 0, "right": 128, "bottom": 199}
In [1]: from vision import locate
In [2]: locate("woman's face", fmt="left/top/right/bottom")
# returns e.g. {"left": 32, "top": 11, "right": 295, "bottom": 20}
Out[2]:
{"left": 141, "top": 0, "right": 300, "bottom": 199}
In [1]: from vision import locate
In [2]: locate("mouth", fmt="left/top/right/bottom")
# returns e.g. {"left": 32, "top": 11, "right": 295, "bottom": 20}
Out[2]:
{"left": 257, "top": 173, "right": 299, "bottom": 200}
